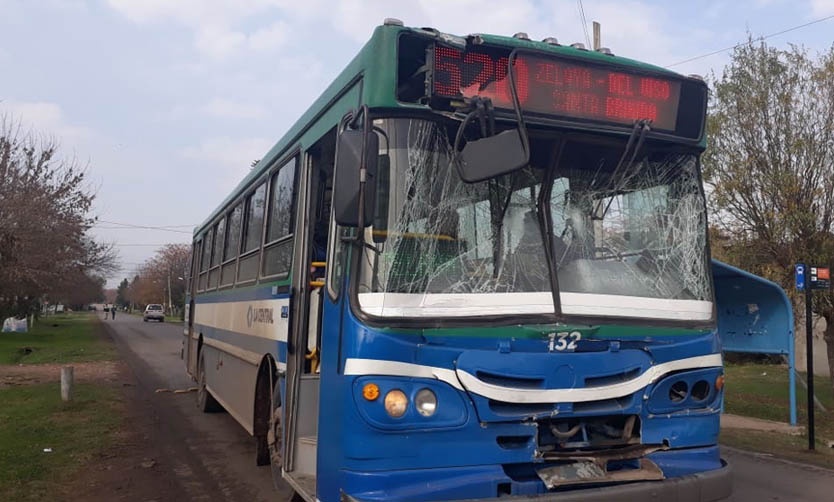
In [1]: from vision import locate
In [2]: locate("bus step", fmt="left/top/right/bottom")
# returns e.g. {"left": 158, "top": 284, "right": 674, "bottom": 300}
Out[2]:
{"left": 295, "top": 436, "right": 318, "bottom": 477}
{"left": 299, "top": 435, "right": 318, "bottom": 446}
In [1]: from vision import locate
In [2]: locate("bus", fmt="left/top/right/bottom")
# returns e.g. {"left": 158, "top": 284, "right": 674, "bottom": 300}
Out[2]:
{"left": 183, "top": 19, "right": 732, "bottom": 501}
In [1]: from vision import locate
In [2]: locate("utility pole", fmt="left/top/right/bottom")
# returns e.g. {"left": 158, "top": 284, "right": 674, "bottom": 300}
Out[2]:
{"left": 593, "top": 21, "right": 601, "bottom": 51}
{"left": 796, "top": 263, "right": 831, "bottom": 450}
{"left": 167, "top": 270, "right": 173, "bottom": 316}
{"left": 805, "top": 279, "right": 814, "bottom": 450}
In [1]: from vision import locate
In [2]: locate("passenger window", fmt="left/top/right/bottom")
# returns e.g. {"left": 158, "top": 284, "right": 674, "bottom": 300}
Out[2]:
{"left": 262, "top": 159, "right": 297, "bottom": 278}
{"left": 198, "top": 230, "right": 212, "bottom": 291}
{"left": 224, "top": 204, "right": 242, "bottom": 261}
{"left": 266, "top": 160, "right": 296, "bottom": 243}
{"left": 200, "top": 229, "right": 213, "bottom": 272}
{"left": 243, "top": 183, "right": 267, "bottom": 253}
{"left": 211, "top": 218, "right": 225, "bottom": 267}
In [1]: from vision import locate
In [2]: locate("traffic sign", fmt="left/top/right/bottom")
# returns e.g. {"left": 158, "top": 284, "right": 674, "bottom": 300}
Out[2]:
{"left": 795, "top": 263, "right": 806, "bottom": 291}
{"left": 810, "top": 266, "right": 830, "bottom": 290}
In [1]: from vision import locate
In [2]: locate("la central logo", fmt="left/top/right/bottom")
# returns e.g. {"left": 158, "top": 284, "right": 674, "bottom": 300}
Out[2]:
{"left": 247, "top": 306, "right": 274, "bottom": 328}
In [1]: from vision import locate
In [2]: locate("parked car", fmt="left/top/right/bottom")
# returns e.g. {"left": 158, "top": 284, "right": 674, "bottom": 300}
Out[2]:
{"left": 143, "top": 304, "right": 165, "bottom": 322}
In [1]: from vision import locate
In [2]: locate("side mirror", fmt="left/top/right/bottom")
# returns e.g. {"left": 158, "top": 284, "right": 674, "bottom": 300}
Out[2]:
{"left": 456, "top": 129, "right": 528, "bottom": 183}
{"left": 333, "top": 129, "right": 379, "bottom": 227}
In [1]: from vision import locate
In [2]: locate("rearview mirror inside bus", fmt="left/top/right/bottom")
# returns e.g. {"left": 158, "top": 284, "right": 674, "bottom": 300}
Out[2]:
{"left": 334, "top": 129, "right": 379, "bottom": 227}
{"left": 457, "top": 128, "right": 528, "bottom": 183}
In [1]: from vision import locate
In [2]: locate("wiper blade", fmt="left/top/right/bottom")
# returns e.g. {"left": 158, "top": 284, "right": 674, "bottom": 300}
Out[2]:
{"left": 593, "top": 119, "right": 652, "bottom": 219}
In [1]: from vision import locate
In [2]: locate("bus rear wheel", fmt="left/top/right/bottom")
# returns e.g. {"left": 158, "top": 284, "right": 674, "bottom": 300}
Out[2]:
{"left": 197, "top": 354, "right": 221, "bottom": 413}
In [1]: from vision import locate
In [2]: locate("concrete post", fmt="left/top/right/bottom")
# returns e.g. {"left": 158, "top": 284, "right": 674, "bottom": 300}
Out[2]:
{"left": 61, "top": 366, "right": 73, "bottom": 402}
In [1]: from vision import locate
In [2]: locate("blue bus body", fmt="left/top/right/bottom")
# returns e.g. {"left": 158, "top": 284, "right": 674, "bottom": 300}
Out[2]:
{"left": 184, "top": 22, "right": 738, "bottom": 501}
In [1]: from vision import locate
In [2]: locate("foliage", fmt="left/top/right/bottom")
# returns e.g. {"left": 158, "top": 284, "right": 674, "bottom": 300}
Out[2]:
{"left": 0, "top": 114, "right": 117, "bottom": 317}
{"left": 703, "top": 38, "right": 834, "bottom": 395}
{"left": 115, "top": 278, "right": 129, "bottom": 309}
{"left": 121, "top": 243, "right": 190, "bottom": 313}
{"left": 0, "top": 313, "right": 116, "bottom": 365}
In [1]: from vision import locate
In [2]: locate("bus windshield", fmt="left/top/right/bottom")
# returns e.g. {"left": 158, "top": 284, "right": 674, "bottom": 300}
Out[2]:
{"left": 356, "top": 118, "right": 713, "bottom": 322}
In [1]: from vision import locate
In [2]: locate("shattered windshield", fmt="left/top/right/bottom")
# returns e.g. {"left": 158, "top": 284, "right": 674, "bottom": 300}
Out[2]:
{"left": 356, "top": 118, "right": 713, "bottom": 321}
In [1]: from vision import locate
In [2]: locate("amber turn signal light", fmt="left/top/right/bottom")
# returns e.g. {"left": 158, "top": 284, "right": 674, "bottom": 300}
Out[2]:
{"left": 715, "top": 375, "right": 725, "bottom": 391}
{"left": 362, "top": 383, "right": 380, "bottom": 401}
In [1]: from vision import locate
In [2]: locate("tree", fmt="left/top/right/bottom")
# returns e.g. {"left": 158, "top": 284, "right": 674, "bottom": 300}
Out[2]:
{"left": 0, "top": 114, "right": 116, "bottom": 317}
{"left": 129, "top": 244, "right": 191, "bottom": 314}
{"left": 115, "top": 278, "right": 129, "bottom": 309}
{"left": 703, "top": 39, "right": 834, "bottom": 396}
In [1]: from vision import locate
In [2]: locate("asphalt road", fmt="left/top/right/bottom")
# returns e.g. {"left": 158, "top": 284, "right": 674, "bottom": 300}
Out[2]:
{"left": 104, "top": 313, "right": 834, "bottom": 501}
{"left": 102, "top": 312, "right": 294, "bottom": 501}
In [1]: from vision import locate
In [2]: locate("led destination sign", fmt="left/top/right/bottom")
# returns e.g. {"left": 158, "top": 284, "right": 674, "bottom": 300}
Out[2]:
{"left": 432, "top": 46, "right": 693, "bottom": 135}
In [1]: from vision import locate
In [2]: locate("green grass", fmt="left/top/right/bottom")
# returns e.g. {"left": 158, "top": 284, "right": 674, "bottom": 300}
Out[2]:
{"left": 0, "top": 383, "right": 122, "bottom": 500}
{"left": 0, "top": 313, "right": 115, "bottom": 365}
{"left": 723, "top": 362, "right": 834, "bottom": 467}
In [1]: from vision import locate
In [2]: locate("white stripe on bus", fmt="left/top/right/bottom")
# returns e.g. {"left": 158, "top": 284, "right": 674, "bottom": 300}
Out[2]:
{"left": 343, "top": 353, "right": 722, "bottom": 404}
{"left": 344, "top": 358, "right": 463, "bottom": 390}
{"left": 193, "top": 298, "right": 290, "bottom": 342}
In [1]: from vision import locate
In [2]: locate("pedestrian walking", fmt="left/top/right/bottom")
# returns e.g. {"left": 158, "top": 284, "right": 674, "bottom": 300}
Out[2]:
{"left": 112, "top": 307, "right": 116, "bottom": 320}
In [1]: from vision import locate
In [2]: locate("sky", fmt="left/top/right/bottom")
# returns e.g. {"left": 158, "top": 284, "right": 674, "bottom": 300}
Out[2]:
{"left": 2, "top": 0, "right": 834, "bottom": 288}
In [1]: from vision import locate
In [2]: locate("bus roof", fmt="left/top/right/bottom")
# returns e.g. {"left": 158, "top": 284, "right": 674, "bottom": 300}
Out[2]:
{"left": 194, "top": 22, "right": 696, "bottom": 236}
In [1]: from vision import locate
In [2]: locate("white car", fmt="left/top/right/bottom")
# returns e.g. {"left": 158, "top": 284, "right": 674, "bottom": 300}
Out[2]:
{"left": 143, "top": 304, "right": 165, "bottom": 322}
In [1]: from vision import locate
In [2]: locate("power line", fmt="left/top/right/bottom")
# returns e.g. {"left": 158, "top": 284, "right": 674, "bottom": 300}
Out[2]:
{"left": 667, "top": 13, "right": 834, "bottom": 68}
{"left": 93, "top": 226, "right": 189, "bottom": 232}
{"left": 95, "top": 219, "right": 195, "bottom": 234}
{"left": 577, "top": 0, "right": 591, "bottom": 48}
{"left": 111, "top": 243, "right": 188, "bottom": 247}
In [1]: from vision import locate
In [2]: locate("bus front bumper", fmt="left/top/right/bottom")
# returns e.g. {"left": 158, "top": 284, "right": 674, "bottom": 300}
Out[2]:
{"left": 340, "top": 460, "right": 732, "bottom": 502}
{"left": 463, "top": 460, "right": 732, "bottom": 502}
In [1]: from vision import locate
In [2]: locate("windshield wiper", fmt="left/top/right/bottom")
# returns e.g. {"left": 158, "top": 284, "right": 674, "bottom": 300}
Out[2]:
{"left": 593, "top": 119, "right": 652, "bottom": 220}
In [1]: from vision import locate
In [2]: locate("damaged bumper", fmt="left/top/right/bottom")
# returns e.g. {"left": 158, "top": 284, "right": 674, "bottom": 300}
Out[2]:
{"left": 464, "top": 460, "right": 732, "bottom": 502}
{"left": 339, "top": 459, "right": 732, "bottom": 502}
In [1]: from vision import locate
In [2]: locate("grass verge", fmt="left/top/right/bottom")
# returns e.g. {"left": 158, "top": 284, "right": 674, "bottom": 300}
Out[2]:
{"left": 1, "top": 313, "right": 124, "bottom": 498}
{"left": 0, "top": 383, "right": 123, "bottom": 501}
{"left": 0, "top": 313, "right": 116, "bottom": 364}
{"left": 723, "top": 362, "right": 834, "bottom": 467}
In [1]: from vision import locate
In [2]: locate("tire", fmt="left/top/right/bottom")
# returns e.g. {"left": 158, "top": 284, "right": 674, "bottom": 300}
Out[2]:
{"left": 197, "top": 354, "right": 222, "bottom": 413}
{"left": 269, "top": 381, "right": 284, "bottom": 489}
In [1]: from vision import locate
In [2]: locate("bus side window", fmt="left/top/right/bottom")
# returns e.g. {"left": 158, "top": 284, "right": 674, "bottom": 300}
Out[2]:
{"left": 262, "top": 158, "right": 297, "bottom": 279}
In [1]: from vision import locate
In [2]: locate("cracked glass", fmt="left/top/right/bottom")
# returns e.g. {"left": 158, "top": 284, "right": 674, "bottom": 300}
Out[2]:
{"left": 356, "top": 118, "right": 713, "bottom": 321}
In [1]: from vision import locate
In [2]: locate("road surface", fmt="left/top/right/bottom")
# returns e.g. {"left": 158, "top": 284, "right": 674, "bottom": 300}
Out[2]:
{"left": 103, "top": 313, "right": 834, "bottom": 501}
{"left": 102, "top": 313, "right": 293, "bottom": 501}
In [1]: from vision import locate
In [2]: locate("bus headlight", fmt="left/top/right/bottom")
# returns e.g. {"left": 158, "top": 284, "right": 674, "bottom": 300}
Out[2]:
{"left": 384, "top": 389, "right": 408, "bottom": 417}
{"left": 415, "top": 389, "right": 437, "bottom": 417}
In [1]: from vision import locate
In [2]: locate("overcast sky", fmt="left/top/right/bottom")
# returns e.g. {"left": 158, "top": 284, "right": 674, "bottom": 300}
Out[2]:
{"left": 2, "top": 0, "right": 834, "bottom": 288}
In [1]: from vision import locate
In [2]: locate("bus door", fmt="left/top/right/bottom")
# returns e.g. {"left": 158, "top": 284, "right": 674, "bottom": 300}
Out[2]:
{"left": 284, "top": 131, "right": 335, "bottom": 492}
{"left": 184, "top": 239, "right": 200, "bottom": 377}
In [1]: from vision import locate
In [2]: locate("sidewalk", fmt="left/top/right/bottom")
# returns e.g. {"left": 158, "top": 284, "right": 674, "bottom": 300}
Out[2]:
{"left": 721, "top": 413, "right": 804, "bottom": 436}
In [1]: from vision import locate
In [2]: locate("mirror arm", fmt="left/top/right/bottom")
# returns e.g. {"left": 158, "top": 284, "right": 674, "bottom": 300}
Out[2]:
{"left": 356, "top": 105, "right": 371, "bottom": 232}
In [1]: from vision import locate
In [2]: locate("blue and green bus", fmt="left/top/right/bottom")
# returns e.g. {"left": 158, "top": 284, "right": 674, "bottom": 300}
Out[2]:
{"left": 184, "top": 19, "right": 732, "bottom": 501}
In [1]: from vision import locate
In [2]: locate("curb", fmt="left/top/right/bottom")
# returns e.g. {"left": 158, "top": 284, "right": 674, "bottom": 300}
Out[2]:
{"left": 721, "top": 445, "right": 834, "bottom": 475}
